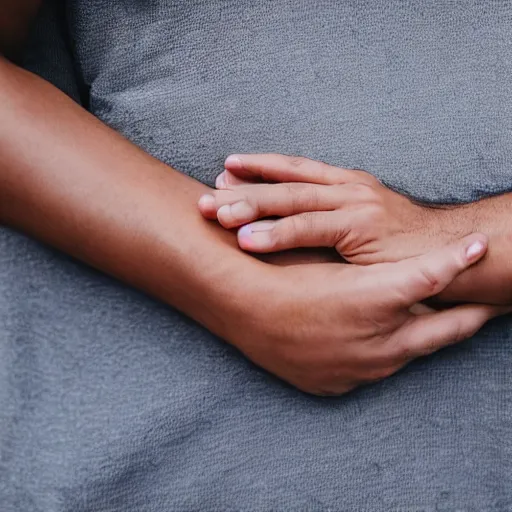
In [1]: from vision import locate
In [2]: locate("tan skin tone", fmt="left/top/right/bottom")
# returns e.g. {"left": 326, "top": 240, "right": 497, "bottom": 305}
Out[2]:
{"left": 201, "top": 153, "right": 512, "bottom": 305}
{"left": 1, "top": 3, "right": 507, "bottom": 395}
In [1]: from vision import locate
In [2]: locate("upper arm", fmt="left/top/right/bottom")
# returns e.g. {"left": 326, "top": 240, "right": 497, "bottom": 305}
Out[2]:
{"left": 0, "top": 0, "right": 43, "bottom": 59}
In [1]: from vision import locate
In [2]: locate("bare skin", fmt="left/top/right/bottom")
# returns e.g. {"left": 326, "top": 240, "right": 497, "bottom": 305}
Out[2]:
{"left": 1, "top": 5, "right": 506, "bottom": 395}
{"left": 220, "top": 237, "right": 511, "bottom": 395}
{"left": 200, "top": 153, "right": 512, "bottom": 305}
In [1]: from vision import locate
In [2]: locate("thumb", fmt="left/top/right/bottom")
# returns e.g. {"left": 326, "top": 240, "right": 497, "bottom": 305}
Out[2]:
{"left": 396, "top": 303, "right": 511, "bottom": 359}
{"left": 381, "top": 233, "right": 488, "bottom": 308}
{"left": 394, "top": 304, "right": 511, "bottom": 360}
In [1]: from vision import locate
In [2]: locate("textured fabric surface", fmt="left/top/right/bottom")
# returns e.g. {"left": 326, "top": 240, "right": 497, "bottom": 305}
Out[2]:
{"left": 22, "top": 0, "right": 80, "bottom": 102}
{"left": 2, "top": 1, "right": 512, "bottom": 510}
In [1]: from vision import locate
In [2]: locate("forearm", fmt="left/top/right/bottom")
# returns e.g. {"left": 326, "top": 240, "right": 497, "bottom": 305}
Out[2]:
{"left": 0, "top": 58, "right": 260, "bottom": 334}
{"left": 436, "top": 196, "right": 512, "bottom": 304}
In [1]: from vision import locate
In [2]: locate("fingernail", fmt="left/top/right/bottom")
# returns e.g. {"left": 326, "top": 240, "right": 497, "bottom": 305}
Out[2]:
{"left": 238, "top": 222, "right": 275, "bottom": 249}
{"left": 198, "top": 194, "right": 216, "bottom": 210}
{"left": 225, "top": 154, "right": 243, "bottom": 169}
{"left": 216, "top": 172, "right": 227, "bottom": 189}
{"left": 466, "top": 240, "right": 485, "bottom": 260}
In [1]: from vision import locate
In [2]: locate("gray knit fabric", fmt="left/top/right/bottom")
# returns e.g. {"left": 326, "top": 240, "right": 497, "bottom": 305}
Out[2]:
{"left": 22, "top": 0, "right": 80, "bottom": 102}
{"left": 2, "top": 1, "right": 512, "bottom": 510}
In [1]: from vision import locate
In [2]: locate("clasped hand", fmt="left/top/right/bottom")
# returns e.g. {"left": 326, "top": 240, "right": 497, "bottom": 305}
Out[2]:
{"left": 198, "top": 154, "right": 508, "bottom": 395}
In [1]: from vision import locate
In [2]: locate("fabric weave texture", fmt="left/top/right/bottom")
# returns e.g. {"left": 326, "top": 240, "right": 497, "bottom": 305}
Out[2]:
{"left": 2, "top": 1, "right": 512, "bottom": 510}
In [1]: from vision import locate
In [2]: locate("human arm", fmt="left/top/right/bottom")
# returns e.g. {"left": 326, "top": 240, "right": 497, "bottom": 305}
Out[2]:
{"left": 211, "top": 235, "right": 508, "bottom": 395}
{"left": 0, "top": 54, "right": 269, "bottom": 333}
{"left": 1, "top": 60, "right": 504, "bottom": 394}
{"left": 0, "top": 11, "right": 504, "bottom": 394}
{"left": 199, "top": 153, "right": 512, "bottom": 305}
{"left": 0, "top": 1, "right": 268, "bottom": 332}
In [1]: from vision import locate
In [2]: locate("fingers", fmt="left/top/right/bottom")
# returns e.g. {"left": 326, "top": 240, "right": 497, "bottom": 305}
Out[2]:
{"left": 223, "top": 153, "right": 368, "bottom": 185}
{"left": 237, "top": 212, "right": 351, "bottom": 252}
{"left": 380, "top": 234, "right": 489, "bottom": 308}
{"left": 199, "top": 182, "right": 348, "bottom": 228}
{"left": 395, "top": 303, "right": 510, "bottom": 359}
{"left": 215, "top": 171, "right": 252, "bottom": 189}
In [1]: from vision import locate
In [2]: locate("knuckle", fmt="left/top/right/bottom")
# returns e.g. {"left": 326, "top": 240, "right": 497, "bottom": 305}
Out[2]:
{"left": 297, "top": 211, "right": 318, "bottom": 232}
{"left": 354, "top": 169, "right": 379, "bottom": 185}
{"left": 349, "top": 182, "right": 375, "bottom": 200}
{"left": 287, "top": 155, "right": 337, "bottom": 184}
{"left": 287, "top": 212, "right": 307, "bottom": 236}
{"left": 315, "top": 161, "right": 337, "bottom": 183}
{"left": 282, "top": 183, "right": 304, "bottom": 211}
{"left": 288, "top": 156, "right": 308, "bottom": 168}
{"left": 283, "top": 182, "right": 298, "bottom": 194}
{"left": 281, "top": 183, "right": 302, "bottom": 206}
{"left": 283, "top": 182, "right": 320, "bottom": 210}
{"left": 417, "top": 266, "right": 441, "bottom": 295}
{"left": 354, "top": 182, "right": 371, "bottom": 195}
{"left": 305, "top": 184, "right": 321, "bottom": 210}
{"left": 276, "top": 216, "right": 301, "bottom": 245}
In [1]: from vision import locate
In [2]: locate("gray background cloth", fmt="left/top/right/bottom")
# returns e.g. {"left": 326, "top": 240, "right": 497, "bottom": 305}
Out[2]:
{"left": 2, "top": 0, "right": 512, "bottom": 510}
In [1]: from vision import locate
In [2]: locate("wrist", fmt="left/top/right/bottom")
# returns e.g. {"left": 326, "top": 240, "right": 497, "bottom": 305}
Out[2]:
{"left": 432, "top": 199, "right": 512, "bottom": 304}
{"left": 169, "top": 243, "right": 272, "bottom": 343}
{"left": 419, "top": 202, "right": 476, "bottom": 245}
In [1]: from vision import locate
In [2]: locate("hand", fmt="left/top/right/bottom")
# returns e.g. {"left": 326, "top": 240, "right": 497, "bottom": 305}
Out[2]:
{"left": 220, "top": 234, "right": 507, "bottom": 395}
{"left": 198, "top": 153, "right": 468, "bottom": 265}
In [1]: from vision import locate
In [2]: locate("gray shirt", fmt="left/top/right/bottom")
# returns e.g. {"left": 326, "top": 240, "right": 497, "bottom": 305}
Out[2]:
{"left": 2, "top": 1, "right": 512, "bottom": 510}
